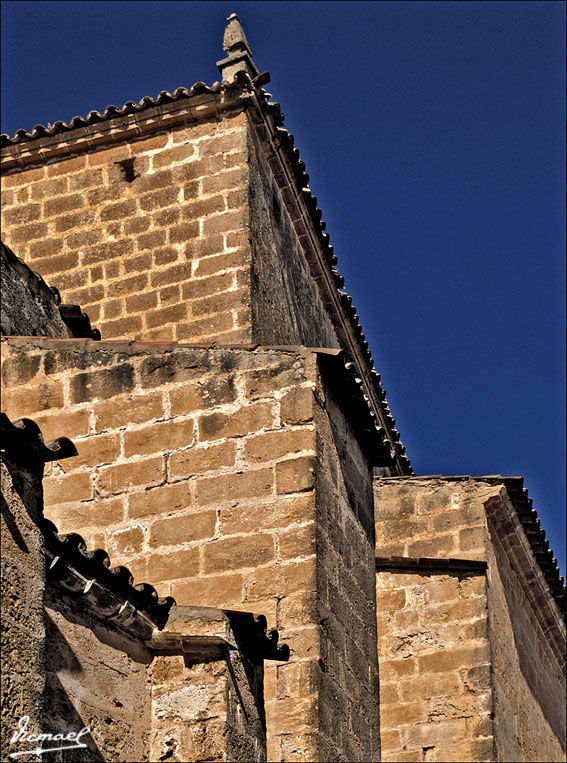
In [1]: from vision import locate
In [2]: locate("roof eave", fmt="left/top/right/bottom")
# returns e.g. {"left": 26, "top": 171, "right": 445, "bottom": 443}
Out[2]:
{"left": 0, "top": 82, "right": 245, "bottom": 172}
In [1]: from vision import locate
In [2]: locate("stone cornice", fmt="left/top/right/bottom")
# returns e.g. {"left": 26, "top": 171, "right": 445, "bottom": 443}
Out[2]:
{"left": 148, "top": 605, "right": 289, "bottom": 661}
{"left": 0, "top": 76, "right": 411, "bottom": 474}
{"left": 375, "top": 555, "right": 488, "bottom": 572}
{"left": 0, "top": 86, "right": 243, "bottom": 173}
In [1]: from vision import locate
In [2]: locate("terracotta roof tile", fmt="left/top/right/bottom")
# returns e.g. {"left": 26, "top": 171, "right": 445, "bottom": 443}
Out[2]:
{"left": 0, "top": 72, "right": 411, "bottom": 473}
{"left": 0, "top": 83, "right": 223, "bottom": 147}
{"left": 43, "top": 516, "right": 175, "bottom": 634}
{"left": 1, "top": 413, "right": 175, "bottom": 635}
{"left": 0, "top": 412, "right": 77, "bottom": 462}
{"left": 252, "top": 86, "right": 412, "bottom": 473}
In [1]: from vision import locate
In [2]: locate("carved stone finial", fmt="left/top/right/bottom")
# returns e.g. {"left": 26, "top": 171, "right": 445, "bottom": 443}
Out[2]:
{"left": 217, "top": 13, "right": 258, "bottom": 83}
{"left": 223, "top": 13, "right": 251, "bottom": 54}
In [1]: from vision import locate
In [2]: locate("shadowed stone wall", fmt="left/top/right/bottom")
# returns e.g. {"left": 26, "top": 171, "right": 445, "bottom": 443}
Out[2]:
{"left": 150, "top": 607, "right": 268, "bottom": 762}
{"left": 1, "top": 456, "right": 46, "bottom": 761}
{"left": 485, "top": 503, "right": 566, "bottom": 762}
{"left": 314, "top": 372, "right": 380, "bottom": 762}
{"left": 1, "top": 241, "right": 69, "bottom": 338}
{"left": 247, "top": 121, "right": 339, "bottom": 349}
{"left": 43, "top": 592, "right": 152, "bottom": 762}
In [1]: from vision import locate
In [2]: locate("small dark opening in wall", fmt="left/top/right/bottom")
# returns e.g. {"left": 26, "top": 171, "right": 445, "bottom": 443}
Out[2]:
{"left": 272, "top": 188, "right": 281, "bottom": 224}
{"left": 117, "top": 157, "right": 138, "bottom": 183}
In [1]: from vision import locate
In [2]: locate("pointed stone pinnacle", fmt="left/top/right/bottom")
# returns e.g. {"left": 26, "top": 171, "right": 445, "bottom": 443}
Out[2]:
{"left": 217, "top": 13, "right": 259, "bottom": 83}
{"left": 223, "top": 13, "right": 251, "bottom": 56}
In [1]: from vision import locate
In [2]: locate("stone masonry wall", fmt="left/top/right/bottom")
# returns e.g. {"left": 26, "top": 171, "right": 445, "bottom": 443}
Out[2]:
{"left": 0, "top": 339, "right": 316, "bottom": 602}
{"left": 1, "top": 457, "right": 46, "bottom": 762}
{"left": 1, "top": 111, "right": 251, "bottom": 344}
{"left": 151, "top": 608, "right": 267, "bottom": 762}
{"left": 374, "top": 479, "right": 496, "bottom": 763}
{"left": 314, "top": 373, "right": 380, "bottom": 762}
{"left": 1, "top": 337, "right": 320, "bottom": 761}
{"left": 246, "top": 120, "right": 339, "bottom": 349}
{"left": 0, "top": 241, "right": 70, "bottom": 338}
{"left": 374, "top": 478, "right": 490, "bottom": 563}
{"left": 2, "top": 107, "right": 344, "bottom": 354}
{"left": 43, "top": 590, "right": 152, "bottom": 762}
{"left": 375, "top": 568, "right": 492, "bottom": 763}
{"left": 1, "top": 107, "right": 341, "bottom": 353}
{"left": 485, "top": 506, "right": 566, "bottom": 762}
{"left": 374, "top": 477, "right": 566, "bottom": 763}
{"left": 152, "top": 655, "right": 237, "bottom": 763}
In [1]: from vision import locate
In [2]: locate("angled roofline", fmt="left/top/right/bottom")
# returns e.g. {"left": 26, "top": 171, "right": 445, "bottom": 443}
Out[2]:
{"left": 0, "top": 73, "right": 411, "bottom": 475}
{"left": 376, "top": 474, "right": 566, "bottom": 618}
{"left": 1, "top": 82, "right": 224, "bottom": 150}
{"left": 43, "top": 516, "right": 175, "bottom": 637}
{"left": 0, "top": 80, "right": 246, "bottom": 169}
{"left": 1, "top": 413, "right": 175, "bottom": 637}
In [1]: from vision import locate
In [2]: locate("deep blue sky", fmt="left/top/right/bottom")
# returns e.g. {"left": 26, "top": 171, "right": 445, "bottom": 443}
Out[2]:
{"left": 2, "top": 1, "right": 565, "bottom": 575}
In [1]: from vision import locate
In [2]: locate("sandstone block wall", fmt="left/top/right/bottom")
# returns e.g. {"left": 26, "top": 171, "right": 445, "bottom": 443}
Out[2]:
{"left": 1, "top": 338, "right": 319, "bottom": 761}
{"left": 246, "top": 123, "right": 339, "bottom": 349}
{"left": 152, "top": 656, "right": 235, "bottom": 762}
{"left": 1, "top": 412, "right": 272, "bottom": 763}
{"left": 1, "top": 107, "right": 342, "bottom": 355}
{"left": 0, "top": 340, "right": 316, "bottom": 604}
{"left": 484, "top": 498, "right": 566, "bottom": 762}
{"left": 375, "top": 568, "right": 492, "bottom": 763}
{"left": 314, "top": 374, "right": 380, "bottom": 762}
{"left": 2, "top": 103, "right": 351, "bottom": 365}
{"left": 1, "top": 112, "right": 252, "bottom": 344}
{"left": 1, "top": 337, "right": 385, "bottom": 761}
{"left": 374, "top": 478, "right": 566, "bottom": 763}
{"left": 375, "top": 478, "right": 490, "bottom": 563}
{"left": 0, "top": 241, "right": 70, "bottom": 338}
{"left": 374, "top": 479, "right": 493, "bottom": 763}
{"left": 151, "top": 608, "right": 267, "bottom": 762}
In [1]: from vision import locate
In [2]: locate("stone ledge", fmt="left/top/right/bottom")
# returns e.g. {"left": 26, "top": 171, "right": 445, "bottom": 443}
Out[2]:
{"left": 376, "top": 555, "right": 487, "bottom": 572}
{"left": 148, "top": 605, "right": 289, "bottom": 662}
{"left": 375, "top": 474, "right": 565, "bottom": 615}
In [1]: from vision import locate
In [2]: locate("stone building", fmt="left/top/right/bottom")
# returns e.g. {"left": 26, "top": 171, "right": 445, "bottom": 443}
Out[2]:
{"left": 1, "top": 13, "right": 565, "bottom": 763}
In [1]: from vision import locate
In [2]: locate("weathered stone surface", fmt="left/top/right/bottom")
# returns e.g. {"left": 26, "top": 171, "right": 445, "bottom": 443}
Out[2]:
{"left": 42, "top": 594, "right": 153, "bottom": 762}
{"left": 1, "top": 112, "right": 251, "bottom": 344}
{"left": 247, "top": 126, "right": 339, "bottom": 349}
{"left": 375, "top": 477, "right": 566, "bottom": 763}
{"left": 150, "top": 608, "right": 268, "bottom": 762}
{"left": 1, "top": 458, "right": 46, "bottom": 763}
{"left": 487, "top": 513, "right": 566, "bottom": 762}
{"left": 0, "top": 241, "right": 69, "bottom": 338}
{"left": 2, "top": 19, "right": 565, "bottom": 760}
{"left": 314, "top": 370, "right": 380, "bottom": 761}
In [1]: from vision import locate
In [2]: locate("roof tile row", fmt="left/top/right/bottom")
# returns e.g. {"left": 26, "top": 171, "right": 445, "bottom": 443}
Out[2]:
{"left": 43, "top": 516, "right": 175, "bottom": 632}
{"left": 0, "top": 83, "right": 221, "bottom": 147}
{"left": 377, "top": 474, "right": 565, "bottom": 614}
{"left": 1, "top": 72, "right": 409, "bottom": 470}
